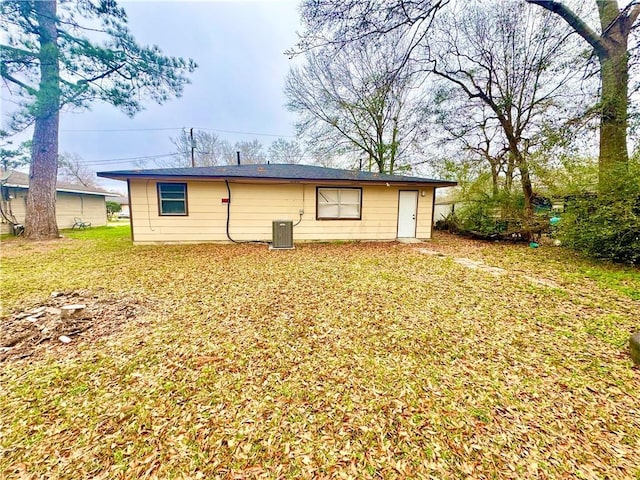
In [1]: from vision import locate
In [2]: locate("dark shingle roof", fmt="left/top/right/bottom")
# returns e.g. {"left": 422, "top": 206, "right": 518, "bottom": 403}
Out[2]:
{"left": 1, "top": 170, "right": 112, "bottom": 196}
{"left": 97, "top": 164, "right": 457, "bottom": 186}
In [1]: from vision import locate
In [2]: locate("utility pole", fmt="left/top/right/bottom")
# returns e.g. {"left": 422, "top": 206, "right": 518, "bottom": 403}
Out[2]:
{"left": 190, "top": 128, "right": 195, "bottom": 168}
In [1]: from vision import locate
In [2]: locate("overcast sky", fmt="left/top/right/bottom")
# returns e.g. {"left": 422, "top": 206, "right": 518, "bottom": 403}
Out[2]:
{"left": 3, "top": 1, "right": 303, "bottom": 193}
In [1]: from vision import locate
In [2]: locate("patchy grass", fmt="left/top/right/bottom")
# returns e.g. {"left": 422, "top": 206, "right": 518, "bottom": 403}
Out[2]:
{"left": 1, "top": 229, "right": 639, "bottom": 479}
{"left": 429, "top": 233, "right": 640, "bottom": 302}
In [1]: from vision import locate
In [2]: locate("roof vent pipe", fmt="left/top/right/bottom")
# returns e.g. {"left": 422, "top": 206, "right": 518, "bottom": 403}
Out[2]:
{"left": 237, "top": 151, "right": 241, "bottom": 165}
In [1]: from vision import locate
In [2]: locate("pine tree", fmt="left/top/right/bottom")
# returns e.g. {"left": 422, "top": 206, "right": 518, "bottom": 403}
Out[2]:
{"left": 1, "top": 0, "right": 197, "bottom": 238}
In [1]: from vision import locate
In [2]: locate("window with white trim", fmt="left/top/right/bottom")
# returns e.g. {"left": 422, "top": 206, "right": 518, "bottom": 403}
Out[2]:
{"left": 316, "top": 187, "right": 362, "bottom": 220}
{"left": 157, "top": 183, "right": 188, "bottom": 215}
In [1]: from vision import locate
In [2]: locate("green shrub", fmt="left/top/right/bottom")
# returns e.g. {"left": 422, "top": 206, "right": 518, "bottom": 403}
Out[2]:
{"left": 559, "top": 164, "right": 640, "bottom": 265}
{"left": 454, "top": 191, "right": 532, "bottom": 236}
{"left": 457, "top": 198, "right": 504, "bottom": 235}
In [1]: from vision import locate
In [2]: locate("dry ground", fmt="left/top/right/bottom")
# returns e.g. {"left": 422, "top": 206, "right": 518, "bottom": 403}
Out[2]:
{"left": 1, "top": 226, "right": 639, "bottom": 479}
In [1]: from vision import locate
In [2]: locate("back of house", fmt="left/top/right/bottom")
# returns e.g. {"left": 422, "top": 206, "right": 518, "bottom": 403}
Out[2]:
{"left": 98, "top": 164, "right": 456, "bottom": 244}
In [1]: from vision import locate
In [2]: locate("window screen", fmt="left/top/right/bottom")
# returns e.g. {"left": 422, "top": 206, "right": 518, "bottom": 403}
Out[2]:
{"left": 317, "top": 187, "right": 361, "bottom": 219}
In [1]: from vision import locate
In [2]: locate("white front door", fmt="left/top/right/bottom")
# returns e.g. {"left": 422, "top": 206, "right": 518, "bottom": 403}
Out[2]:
{"left": 397, "top": 190, "right": 418, "bottom": 238}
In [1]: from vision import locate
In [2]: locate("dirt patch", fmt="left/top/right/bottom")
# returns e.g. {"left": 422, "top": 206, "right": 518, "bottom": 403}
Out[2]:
{"left": 0, "top": 236, "right": 75, "bottom": 258}
{"left": 416, "top": 246, "right": 562, "bottom": 289}
{"left": 0, "top": 290, "right": 147, "bottom": 362}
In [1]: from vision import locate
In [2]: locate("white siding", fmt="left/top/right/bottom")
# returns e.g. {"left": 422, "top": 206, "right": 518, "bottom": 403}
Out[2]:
{"left": 0, "top": 187, "right": 107, "bottom": 233}
{"left": 57, "top": 192, "right": 107, "bottom": 228}
{"left": 434, "top": 203, "right": 454, "bottom": 222}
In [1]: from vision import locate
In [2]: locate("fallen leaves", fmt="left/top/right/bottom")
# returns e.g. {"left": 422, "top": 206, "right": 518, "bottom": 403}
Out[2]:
{"left": 0, "top": 228, "right": 638, "bottom": 479}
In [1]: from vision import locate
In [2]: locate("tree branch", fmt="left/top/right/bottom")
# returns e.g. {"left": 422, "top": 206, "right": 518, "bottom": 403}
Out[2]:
{"left": 0, "top": 45, "right": 38, "bottom": 63}
{"left": 626, "top": 4, "right": 640, "bottom": 30}
{"left": 0, "top": 64, "right": 38, "bottom": 96}
{"left": 76, "top": 62, "right": 126, "bottom": 85}
{"left": 526, "top": 0, "right": 607, "bottom": 56}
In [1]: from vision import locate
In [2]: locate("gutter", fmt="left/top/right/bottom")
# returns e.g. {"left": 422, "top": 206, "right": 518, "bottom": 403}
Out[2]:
{"left": 3, "top": 183, "right": 110, "bottom": 197}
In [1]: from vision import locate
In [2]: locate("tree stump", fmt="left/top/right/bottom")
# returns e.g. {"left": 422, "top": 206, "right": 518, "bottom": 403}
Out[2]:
{"left": 630, "top": 332, "right": 640, "bottom": 366}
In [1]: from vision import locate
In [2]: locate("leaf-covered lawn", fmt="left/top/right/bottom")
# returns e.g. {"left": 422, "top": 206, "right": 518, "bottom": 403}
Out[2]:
{"left": 1, "top": 226, "right": 639, "bottom": 479}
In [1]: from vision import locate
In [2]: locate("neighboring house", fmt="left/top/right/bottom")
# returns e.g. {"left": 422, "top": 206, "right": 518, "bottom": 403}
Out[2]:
{"left": 434, "top": 199, "right": 462, "bottom": 222}
{"left": 106, "top": 195, "right": 130, "bottom": 218}
{"left": 97, "top": 164, "right": 456, "bottom": 245}
{"left": 0, "top": 170, "right": 110, "bottom": 234}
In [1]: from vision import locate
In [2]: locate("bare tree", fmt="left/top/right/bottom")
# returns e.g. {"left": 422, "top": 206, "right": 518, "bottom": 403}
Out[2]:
{"left": 292, "top": 0, "right": 447, "bottom": 53}
{"left": 304, "top": 144, "right": 347, "bottom": 169}
{"left": 526, "top": 0, "right": 640, "bottom": 190}
{"left": 268, "top": 138, "right": 304, "bottom": 164}
{"left": 427, "top": 0, "right": 585, "bottom": 219}
{"left": 429, "top": 96, "right": 511, "bottom": 197}
{"left": 222, "top": 140, "right": 266, "bottom": 165}
{"left": 151, "top": 134, "right": 267, "bottom": 168}
{"left": 57, "top": 152, "right": 97, "bottom": 188}
{"left": 170, "top": 130, "right": 226, "bottom": 167}
{"left": 286, "top": 35, "right": 425, "bottom": 174}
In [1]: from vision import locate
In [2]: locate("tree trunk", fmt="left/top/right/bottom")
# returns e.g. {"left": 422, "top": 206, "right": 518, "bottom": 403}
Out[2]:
{"left": 525, "top": 0, "right": 637, "bottom": 192}
{"left": 375, "top": 122, "right": 386, "bottom": 173}
{"left": 505, "top": 156, "right": 515, "bottom": 194}
{"left": 518, "top": 159, "right": 535, "bottom": 221}
{"left": 597, "top": 40, "right": 630, "bottom": 190}
{"left": 510, "top": 140, "right": 534, "bottom": 221}
{"left": 389, "top": 122, "right": 399, "bottom": 175}
{"left": 490, "top": 163, "right": 499, "bottom": 197}
{"left": 25, "top": 0, "right": 60, "bottom": 240}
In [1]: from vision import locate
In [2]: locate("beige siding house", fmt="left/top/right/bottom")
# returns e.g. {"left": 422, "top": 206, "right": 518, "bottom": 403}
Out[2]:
{"left": 97, "top": 164, "right": 456, "bottom": 245}
{"left": 0, "top": 171, "right": 109, "bottom": 234}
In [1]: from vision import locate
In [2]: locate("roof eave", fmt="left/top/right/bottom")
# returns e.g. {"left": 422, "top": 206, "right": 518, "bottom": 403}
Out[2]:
{"left": 3, "top": 182, "right": 109, "bottom": 196}
{"left": 97, "top": 172, "right": 457, "bottom": 187}
{"left": 57, "top": 188, "right": 110, "bottom": 196}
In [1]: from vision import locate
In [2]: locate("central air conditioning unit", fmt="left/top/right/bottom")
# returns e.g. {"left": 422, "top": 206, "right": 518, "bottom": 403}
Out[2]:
{"left": 271, "top": 220, "right": 294, "bottom": 249}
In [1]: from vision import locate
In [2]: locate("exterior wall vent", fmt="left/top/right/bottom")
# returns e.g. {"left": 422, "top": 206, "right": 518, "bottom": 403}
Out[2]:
{"left": 271, "top": 220, "right": 294, "bottom": 249}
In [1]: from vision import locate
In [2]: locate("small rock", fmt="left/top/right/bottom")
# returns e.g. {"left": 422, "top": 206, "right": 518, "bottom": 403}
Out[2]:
{"left": 59, "top": 335, "right": 72, "bottom": 344}
{"left": 31, "top": 306, "right": 47, "bottom": 314}
{"left": 45, "top": 307, "right": 62, "bottom": 316}
{"left": 417, "top": 248, "right": 443, "bottom": 256}
{"left": 630, "top": 332, "right": 640, "bottom": 365}
{"left": 26, "top": 316, "right": 40, "bottom": 323}
{"left": 61, "top": 304, "right": 87, "bottom": 319}
{"left": 51, "top": 291, "right": 64, "bottom": 298}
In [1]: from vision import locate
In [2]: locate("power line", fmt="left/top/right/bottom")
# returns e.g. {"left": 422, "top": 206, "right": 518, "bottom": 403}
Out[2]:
{"left": 82, "top": 153, "right": 177, "bottom": 166}
{"left": 193, "top": 127, "right": 295, "bottom": 138}
{"left": 60, "top": 127, "right": 182, "bottom": 132}
{"left": 82, "top": 149, "right": 310, "bottom": 167}
{"left": 59, "top": 126, "right": 296, "bottom": 138}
